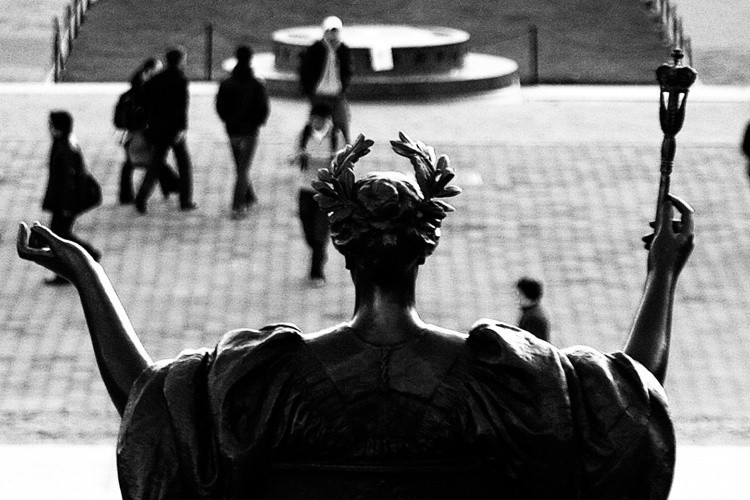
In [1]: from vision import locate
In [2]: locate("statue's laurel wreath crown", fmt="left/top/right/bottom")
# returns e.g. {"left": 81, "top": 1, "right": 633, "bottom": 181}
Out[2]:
{"left": 312, "top": 132, "right": 462, "bottom": 228}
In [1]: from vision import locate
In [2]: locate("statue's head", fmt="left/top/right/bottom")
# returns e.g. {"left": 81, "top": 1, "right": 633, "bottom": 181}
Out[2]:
{"left": 313, "top": 133, "right": 461, "bottom": 279}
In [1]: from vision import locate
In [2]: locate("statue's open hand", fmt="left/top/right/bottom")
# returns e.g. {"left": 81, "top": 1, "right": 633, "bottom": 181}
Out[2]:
{"left": 642, "top": 194, "right": 694, "bottom": 276}
{"left": 17, "top": 222, "right": 93, "bottom": 283}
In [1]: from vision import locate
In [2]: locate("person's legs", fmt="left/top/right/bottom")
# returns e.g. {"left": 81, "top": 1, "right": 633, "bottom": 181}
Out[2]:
{"left": 156, "top": 163, "right": 180, "bottom": 199}
{"left": 45, "top": 212, "right": 74, "bottom": 284}
{"left": 119, "top": 152, "right": 134, "bottom": 204}
{"left": 172, "top": 136, "right": 195, "bottom": 208}
{"left": 50, "top": 212, "right": 101, "bottom": 261}
{"left": 245, "top": 137, "right": 259, "bottom": 207}
{"left": 330, "top": 95, "right": 351, "bottom": 145}
{"left": 310, "top": 205, "right": 329, "bottom": 279}
{"left": 298, "top": 190, "right": 317, "bottom": 247}
{"left": 135, "top": 140, "right": 170, "bottom": 213}
{"left": 299, "top": 190, "right": 328, "bottom": 280}
{"left": 311, "top": 95, "right": 350, "bottom": 145}
{"left": 50, "top": 211, "right": 73, "bottom": 240}
{"left": 229, "top": 132, "right": 259, "bottom": 213}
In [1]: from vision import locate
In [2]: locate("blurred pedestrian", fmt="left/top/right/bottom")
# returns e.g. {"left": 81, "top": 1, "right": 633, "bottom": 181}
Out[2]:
{"left": 135, "top": 46, "right": 197, "bottom": 213}
{"left": 114, "top": 57, "right": 180, "bottom": 204}
{"left": 298, "top": 15, "right": 352, "bottom": 145}
{"left": 295, "top": 103, "right": 339, "bottom": 284}
{"left": 42, "top": 111, "right": 101, "bottom": 284}
{"left": 516, "top": 277, "right": 551, "bottom": 342}
{"left": 216, "top": 45, "right": 270, "bottom": 219}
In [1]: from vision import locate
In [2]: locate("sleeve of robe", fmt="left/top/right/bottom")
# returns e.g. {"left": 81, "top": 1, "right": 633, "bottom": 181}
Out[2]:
{"left": 467, "top": 320, "right": 675, "bottom": 499}
{"left": 116, "top": 323, "right": 306, "bottom": 500}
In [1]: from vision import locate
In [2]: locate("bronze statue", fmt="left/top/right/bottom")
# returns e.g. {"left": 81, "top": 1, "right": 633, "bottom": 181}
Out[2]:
{"left": 17, "top": 132, "right": 693, "bottom": 498}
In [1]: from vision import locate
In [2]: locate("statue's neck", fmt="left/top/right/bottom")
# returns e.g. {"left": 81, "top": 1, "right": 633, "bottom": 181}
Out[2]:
{"left": 348, "top": 268, "right": 426, "bottom": 345}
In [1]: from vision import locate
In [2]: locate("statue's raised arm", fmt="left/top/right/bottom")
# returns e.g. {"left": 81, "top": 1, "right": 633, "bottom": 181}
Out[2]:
{"left": 624, "top": 50, "right": 697, "bottom": 384}
{"left": 16, "top": 222, "right": 151, "bottom": 415}
{"left": 624, "top": 194, "right": 694, "bottom": 384}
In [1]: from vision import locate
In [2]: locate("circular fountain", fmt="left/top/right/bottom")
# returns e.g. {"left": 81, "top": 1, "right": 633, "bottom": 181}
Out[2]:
{"left": 232, "top": 25, "right": 519, "bottom": 99}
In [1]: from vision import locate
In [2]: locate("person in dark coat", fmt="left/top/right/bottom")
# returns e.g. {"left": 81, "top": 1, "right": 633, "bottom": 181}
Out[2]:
{"left": 135, "top": 47, "right": 197, "bottom": 213}
{"left": 42, "top": 111, "right": 101, "bottom": 284}
{"left": 298, "top": 16, "right": 352, "bottom": 144}
{"left": 516, "top": 277, "right": 551, "bottom": 342}
{"left": 216, "top": 45, "right": 270, "bottom": 219}
{"left": 115, "top": 57, "right": 180, "bottom": 205}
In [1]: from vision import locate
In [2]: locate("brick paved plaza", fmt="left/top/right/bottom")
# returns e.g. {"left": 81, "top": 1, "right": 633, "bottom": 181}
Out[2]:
{"left": 1, "top": 84, "right": 750, "bottom": 497}
{"left": 1, "top": 83, "right": 750, "bottom": 445}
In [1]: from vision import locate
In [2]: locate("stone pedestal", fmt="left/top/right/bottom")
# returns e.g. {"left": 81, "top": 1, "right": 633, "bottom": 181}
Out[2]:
{"left": 225, "top": 25, "right": 520, "bottom": 99}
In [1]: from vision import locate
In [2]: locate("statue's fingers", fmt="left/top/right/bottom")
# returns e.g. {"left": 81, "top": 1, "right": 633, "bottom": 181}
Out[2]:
{"left": 642, "top": 233, "right": 655, "bottom": 250}
{"left": 657, "top": 198, "right": 675, "bottom": 232}
{"left": 667, "top": 193, "right": 694, "bottom": 215}
{"left": 668, "top": 194, "right": 694, "bottom": 235}
{"left": 17, "top": 222, "right": 52, "bottom": 260}
{"left": 16, "top": 222, "right": 30, "bottom": 253}
{"left": 30, "top": 222, "right": 64, "bottom": 245}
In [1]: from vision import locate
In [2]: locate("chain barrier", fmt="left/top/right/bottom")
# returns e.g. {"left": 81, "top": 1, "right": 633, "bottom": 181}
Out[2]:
{"left": 52, "top": 4, "right": 691, "bottom": 84}
{"left": 499, "top": 10, "right": 691, "bottom": 84}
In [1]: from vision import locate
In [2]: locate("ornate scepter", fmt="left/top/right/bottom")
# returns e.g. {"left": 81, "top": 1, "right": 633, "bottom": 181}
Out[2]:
{"left": 655, "top": 48, "right": 697, "bottom": 218}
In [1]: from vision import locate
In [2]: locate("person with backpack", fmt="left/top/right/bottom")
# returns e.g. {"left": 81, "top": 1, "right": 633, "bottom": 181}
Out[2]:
{"left": 42, "top": 110, "right": 102, "bottom": 284}
{"left": 135, "top": 47, "right": 197, "bottom": 214}
{"left": 215, "top": 45, "right": 270, "bottom": 219}
{"left": 114, "top": 58, "right": 179, "bottom": 205}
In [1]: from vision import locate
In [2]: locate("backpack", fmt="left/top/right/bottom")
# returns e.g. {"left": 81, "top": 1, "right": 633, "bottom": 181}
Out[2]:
{"left": 113, "top": 90, "right": 143, "bottom": 130}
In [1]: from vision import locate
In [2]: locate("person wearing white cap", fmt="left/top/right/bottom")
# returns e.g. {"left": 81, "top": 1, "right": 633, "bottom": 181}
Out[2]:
{"left": 298, "top": 15, "right": 353, "bottom": 144}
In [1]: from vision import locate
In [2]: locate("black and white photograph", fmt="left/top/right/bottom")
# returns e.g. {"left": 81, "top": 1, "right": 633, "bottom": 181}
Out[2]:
{"left": 0, "top": 0, "right": 748, "bottom": 497}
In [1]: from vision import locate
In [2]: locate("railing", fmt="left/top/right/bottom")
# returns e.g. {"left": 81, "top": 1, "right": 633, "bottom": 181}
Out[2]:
{"left": 51, "top": 0, "right": 99, "bottom": 82}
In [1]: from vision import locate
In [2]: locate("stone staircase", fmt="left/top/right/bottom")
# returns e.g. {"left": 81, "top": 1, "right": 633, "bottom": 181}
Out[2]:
{"left": 59, "top": 0, "right": 681, "bottom": 85}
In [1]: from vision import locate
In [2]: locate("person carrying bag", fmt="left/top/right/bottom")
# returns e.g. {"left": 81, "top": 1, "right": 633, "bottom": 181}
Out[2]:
{"left": 41, "top": 111, "right": 102, "bottom": 285}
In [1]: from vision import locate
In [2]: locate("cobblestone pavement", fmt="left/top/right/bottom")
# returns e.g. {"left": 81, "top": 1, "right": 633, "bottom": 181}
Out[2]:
{"left": 1, "top": 85, "right": 750, "bottom": 450}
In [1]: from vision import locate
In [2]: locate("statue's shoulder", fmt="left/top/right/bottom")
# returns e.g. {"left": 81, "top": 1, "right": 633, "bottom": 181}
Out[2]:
{"left": 466, "top": 318, "right": 557, "bottom": 365}
{"left": 217, "top": 322, "right": 304, "bottom": 352}
{"left": 210, "top": 323, "right": 306, "bottom": 378}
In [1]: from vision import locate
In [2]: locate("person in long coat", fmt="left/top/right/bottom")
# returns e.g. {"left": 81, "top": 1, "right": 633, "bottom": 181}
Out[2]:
{"left": 41, "top": 110, "right": 101, "bottom": 284}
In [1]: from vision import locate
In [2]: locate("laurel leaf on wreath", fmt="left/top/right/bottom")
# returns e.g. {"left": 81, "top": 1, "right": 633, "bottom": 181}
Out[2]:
{"left": 311, "top": 180, "right": 339, "bottom": 199}
{"left": 437, "top": 185, "right": 462, "bottom": 198}
{"left": 317, "top": 168, "right": 334, "bottom": 182}
{"left": 436, "top": 155, "right": 450, "bottom": 173}
{"left": 339, "top": 168, "right": 355, "bottom": 199}
{"left": 432, "top": 199, "right": 456, "bottom": 213}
